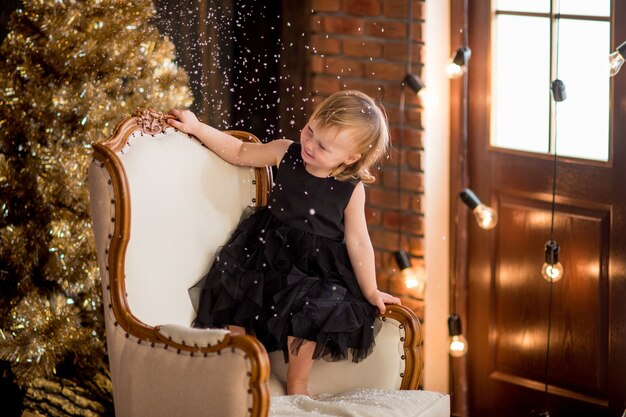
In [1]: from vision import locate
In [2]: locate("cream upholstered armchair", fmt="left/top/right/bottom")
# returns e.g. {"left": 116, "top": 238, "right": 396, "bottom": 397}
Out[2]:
{"left": 88, "top": 109, "right": 449, "bottom": 417}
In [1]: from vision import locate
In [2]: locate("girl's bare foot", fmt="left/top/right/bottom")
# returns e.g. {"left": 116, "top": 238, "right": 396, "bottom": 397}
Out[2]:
{"left": 287, "top": 377, "right": 310, "bottom": 396}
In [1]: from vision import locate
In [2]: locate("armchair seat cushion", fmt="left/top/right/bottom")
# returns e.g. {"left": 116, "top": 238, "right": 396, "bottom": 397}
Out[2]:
{"left": 269, "top": 389, "right": 450, "bottom": 417}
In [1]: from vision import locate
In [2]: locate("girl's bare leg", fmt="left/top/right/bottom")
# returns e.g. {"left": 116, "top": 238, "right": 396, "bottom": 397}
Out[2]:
{"left": 286, "top": 336, "right": 316, "bottom": 396}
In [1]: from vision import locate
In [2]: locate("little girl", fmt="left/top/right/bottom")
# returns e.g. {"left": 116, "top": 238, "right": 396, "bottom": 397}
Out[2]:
{"left": 168, "top": 90, "right": 400, "bottom": 396}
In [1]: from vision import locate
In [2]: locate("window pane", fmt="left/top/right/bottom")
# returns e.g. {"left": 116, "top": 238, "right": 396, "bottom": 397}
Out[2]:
{"left": 492, "top": 16, "right": 550, "bottom": 153}
{"left": 555, "top": 20, "right": 610, "bottom": 161}
{"left": 496, "top": 0, "right": 549, "bottom": 13}
{"left": 559, "top": 0, "right": 610, "bottom": 17}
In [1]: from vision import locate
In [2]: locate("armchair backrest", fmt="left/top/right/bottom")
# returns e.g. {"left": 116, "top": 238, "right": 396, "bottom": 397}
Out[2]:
{"left": 89, "top": 109, "right": 271, "bottom": 330}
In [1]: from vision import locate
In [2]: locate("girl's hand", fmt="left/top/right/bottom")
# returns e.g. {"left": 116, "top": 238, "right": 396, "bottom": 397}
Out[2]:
{"left": 366, "top": 289, "right": 401, "bottom": 314}
{"left": 167, "top": 109, "right": 201, "bottom": 136}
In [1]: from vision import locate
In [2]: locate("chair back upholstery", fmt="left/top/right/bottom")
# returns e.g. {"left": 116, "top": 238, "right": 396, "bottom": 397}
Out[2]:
{"left": 90, "top": 109, "right": 270, "bottom": 329}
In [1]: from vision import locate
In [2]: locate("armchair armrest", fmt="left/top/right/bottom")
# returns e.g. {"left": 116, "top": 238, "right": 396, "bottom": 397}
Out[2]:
{"left": 380, "top": 303, "right": 423, "bottom": 390}
{"left": 156, "top": 324, "right": 230, "bottom": 348}
{"left": 269, "top": 304, "right": 423, "bottom": 396}
{"left": 104, "top": 320, "right": 270, "bottom": 417}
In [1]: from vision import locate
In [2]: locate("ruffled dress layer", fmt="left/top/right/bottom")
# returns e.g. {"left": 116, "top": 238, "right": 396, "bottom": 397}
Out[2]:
{"left": 189, "top": 143, "right": 379, "bottom": 362}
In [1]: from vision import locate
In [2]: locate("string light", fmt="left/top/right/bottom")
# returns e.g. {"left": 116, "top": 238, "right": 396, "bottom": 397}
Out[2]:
{"left": 446, "top": 47, "right": 471, "bottom": 79}
{"left": 448, "top": 314, "right": 468, "bottom": 357}
{"left": 449, "top": 0, "right": 471, "bottom": 364}
{"left": 394, "top": 250, "right": 425, "bottom": 293}
{"left": 541, "top": 240, "right": 564, "bottom": 282}
{"left": 532, "top": 13, "right": 567, "bottom": 417}
{"left": 459, "top": 188, "right": 498, "bottom": 230}
{"left": 403, "top": 73, "right": 425, "bottom": 95}
{"left": 395, "top": 0, "right": 427, "bottom": 295}
{"left": 543, "top": 78, "right": 566, "bottom": 282}
{"left": 609, "top": 39, "right": 626, "bottom": 77}
{"left": 403, "top": 73, "right": 438, "bottom": 107}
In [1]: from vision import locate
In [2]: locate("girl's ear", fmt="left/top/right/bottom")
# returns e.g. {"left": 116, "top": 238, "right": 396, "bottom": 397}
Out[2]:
{"left": 344, "top": 153, "right": 362, "bottom": 165}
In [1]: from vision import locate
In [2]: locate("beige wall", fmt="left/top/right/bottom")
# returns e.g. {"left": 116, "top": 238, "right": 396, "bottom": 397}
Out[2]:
{"left": 423, "top": 0, "right": 450, "bottom": 393}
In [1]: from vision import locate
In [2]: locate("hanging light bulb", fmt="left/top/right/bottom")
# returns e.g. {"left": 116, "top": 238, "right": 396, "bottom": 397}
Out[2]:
{"left": 448, "top": 314, "right": 468, "bottom": 357}
{"left": 394, "top": 250, "right": 425, "bottom": 293}
{"left": 541, "top": 240, "right": 564, "bottom": 282}
{"left": 403, "top": 73, "right": 425, "bottom": 95}
{"left": 459, "top": 188, "right": 498, "bottom": 230}
{"left": 446, "top": 47, "right": 471, "bottom": 79}
{"left": 609, "top": 40, "right": 626, "bottom": 77}
{"left": 402, "top": 73, "right": 439, "bottom": 107}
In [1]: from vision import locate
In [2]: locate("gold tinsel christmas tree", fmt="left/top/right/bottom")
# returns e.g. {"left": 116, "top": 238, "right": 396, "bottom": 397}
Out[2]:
{"left": 0, "top": 1, "right": 192, "bottom": 415}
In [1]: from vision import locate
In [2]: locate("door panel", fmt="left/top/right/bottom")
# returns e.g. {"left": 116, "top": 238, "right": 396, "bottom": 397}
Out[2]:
{"left": 493, "top": 193, "right": 610, "bottom": 404}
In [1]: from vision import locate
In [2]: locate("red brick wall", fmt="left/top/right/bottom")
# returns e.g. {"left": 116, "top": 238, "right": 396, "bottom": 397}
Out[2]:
{"left": 309, "top": 0, "right": 426, "bottom": 317}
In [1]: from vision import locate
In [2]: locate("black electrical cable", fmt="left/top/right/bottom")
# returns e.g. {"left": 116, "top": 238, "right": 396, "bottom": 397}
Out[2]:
{"left": 538, "top": 1, "right": 563, "bottom": 415}
{"left": 396, "top": 0, "right": 415, "bottom": 258}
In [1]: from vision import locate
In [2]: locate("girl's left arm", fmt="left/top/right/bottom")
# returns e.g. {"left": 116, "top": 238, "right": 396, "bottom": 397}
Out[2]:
{"left": 344, "top": 183, "right": 401, "bottom": 314}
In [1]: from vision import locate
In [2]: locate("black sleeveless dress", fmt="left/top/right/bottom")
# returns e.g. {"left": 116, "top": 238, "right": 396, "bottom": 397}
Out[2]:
{"left": 189, "top": 142, "right": 379, "bottom": 362}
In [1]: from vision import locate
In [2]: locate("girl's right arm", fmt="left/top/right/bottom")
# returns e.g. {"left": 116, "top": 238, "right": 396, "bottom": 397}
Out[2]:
{"left": 167, "top": 109, "right": 292, "bottom": 168}
{"left": 344, "top": 183, "right": 401, "bottom": 314}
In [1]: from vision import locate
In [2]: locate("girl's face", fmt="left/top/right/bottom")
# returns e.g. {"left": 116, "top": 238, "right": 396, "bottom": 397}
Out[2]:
{"left": 299, "top": 119, "right": 361, "bottom": 177}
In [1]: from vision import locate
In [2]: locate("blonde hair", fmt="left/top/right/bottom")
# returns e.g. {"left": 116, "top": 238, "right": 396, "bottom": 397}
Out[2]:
{"left": 308, "top": 90, "right": 390, "bottom": 184}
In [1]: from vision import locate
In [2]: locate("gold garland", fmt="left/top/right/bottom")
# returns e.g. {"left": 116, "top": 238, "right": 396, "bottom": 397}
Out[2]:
{"left": 0, "top": 0, "right": 193, "bottom": 415}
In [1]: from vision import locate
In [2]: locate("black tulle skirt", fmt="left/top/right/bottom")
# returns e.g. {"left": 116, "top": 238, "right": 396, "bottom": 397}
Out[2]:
{"left": 189, "top": 207, "right": 379, "bottom": 363}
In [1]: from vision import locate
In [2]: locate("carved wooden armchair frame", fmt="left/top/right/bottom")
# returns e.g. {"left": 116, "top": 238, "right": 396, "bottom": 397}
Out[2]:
{"left": 88, "top": 109, "right": 424, "bottom": 417}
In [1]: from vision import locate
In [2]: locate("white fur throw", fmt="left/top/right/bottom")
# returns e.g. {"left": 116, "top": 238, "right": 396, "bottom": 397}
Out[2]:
{"left": 269, "top": 388, "right": 450, "bottom": 417}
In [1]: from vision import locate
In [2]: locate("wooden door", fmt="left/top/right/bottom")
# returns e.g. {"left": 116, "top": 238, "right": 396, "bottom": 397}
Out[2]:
{"left": 463, "top": 1, "right": 626, "bottom": 416}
